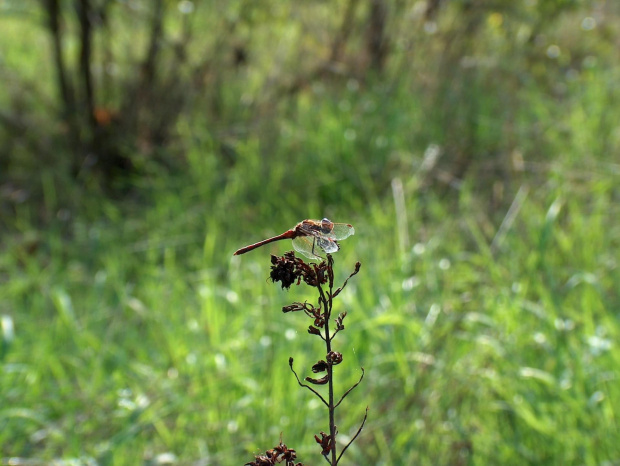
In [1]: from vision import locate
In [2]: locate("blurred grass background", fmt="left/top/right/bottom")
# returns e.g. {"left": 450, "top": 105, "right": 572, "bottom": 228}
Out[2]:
{"left": 1, "top": 0, "right": 619, "bottom": 464}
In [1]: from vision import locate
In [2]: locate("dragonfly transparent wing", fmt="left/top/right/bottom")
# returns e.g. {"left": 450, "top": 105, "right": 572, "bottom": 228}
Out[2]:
{"left": 292, "top": 235, "right": 324, "bottom": 260}
{"left": 292, "top": 235, "right": 339, "bottom": 260}
{"left": 317, "top": 236, "right": 339, "bottom": 253}
{"left": 328, "top": 223, "right": 355, "bottom": 240}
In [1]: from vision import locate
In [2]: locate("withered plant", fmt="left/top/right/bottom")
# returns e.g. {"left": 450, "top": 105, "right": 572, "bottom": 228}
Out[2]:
{"left": 245, "top": 251, "right": 366, "bottom": 466}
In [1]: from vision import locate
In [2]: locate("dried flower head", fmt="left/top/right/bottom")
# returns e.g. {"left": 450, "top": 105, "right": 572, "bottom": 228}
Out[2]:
{"left": 245, "top": 440, "right": 304, "bottom": 466}
{"left": 269, "top": 252, "right": 328, "bottom": 289}
{"left": 326, "top": 351, "right": 343, "bottom": 365}
{"left": 314, "top": 431, "right": 335, "bottom": 456}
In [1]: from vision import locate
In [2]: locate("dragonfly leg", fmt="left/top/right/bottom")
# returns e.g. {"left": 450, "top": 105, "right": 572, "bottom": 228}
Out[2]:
{"left": 311, "top": 236, "right": 326, "bottom": 260}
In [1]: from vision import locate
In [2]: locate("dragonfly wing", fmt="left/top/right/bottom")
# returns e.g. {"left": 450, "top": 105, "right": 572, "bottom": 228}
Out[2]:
{"left": 292, "top": 236, "right": 324, "bottom": 261}
{"left": 329, "top": 223, "right": 355, "bottom": 240}
{"left": 291, "top": 219, "right": 353, "bottom": 259}
{"left": 318, "top": 237, "right": 339, "bottom": 253}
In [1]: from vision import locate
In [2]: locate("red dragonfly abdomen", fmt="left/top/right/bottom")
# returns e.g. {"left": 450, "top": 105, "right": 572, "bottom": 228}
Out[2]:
{"left": 233, "top": 229, "right": 296, "bottom": 256}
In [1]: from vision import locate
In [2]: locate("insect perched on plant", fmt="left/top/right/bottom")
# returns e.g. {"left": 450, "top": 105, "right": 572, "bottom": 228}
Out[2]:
{"left": 233, "top": 218, "right": 355, "bottom": 261}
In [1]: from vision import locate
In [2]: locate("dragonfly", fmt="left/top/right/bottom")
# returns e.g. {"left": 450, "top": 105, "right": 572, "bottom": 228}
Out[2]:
{"left": 233, "top": 218, "right": 355, "bottom": 261}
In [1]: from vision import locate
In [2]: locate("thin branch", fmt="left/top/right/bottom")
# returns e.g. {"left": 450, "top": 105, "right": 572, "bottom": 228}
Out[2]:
{"left": 336, "top": 407, "right": 369, "bottom": 465}
{"left": 332, "top": 262, "right": 361, "bottom": 298}
{"left": 289, "top": 358, "right": 328, "bottom": 407}
{"left": 322, "top": 262, "right": 338, "bottom": 466}
{"left": 44, "top": 0, "right": 81, "bottom": 159}
{"left": 45, "top": 0, "right": 74, "bottom": 115}
{"left": 329, "top": 0, "right": 360, "bottom": 64}
{"left": 142, "top": 0, "right": 164, "bottom": 84}
{"left": 76, "top": 0, "right": 96, "bottom": 132}
{"left": 366, "top": 0, "right": 388, "bottom": 72}
{"left": 335, "top": 367, "right": 365, "bottom": 409}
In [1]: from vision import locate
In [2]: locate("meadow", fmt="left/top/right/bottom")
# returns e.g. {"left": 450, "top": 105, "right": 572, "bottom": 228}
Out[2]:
{"left": 1, "top": 1, "right": 619, "bottom": 465}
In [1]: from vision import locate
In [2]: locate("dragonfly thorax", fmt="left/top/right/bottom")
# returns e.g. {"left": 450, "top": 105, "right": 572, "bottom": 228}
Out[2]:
{"left": 320, "top": 218, "right": 334, "bottom": 233}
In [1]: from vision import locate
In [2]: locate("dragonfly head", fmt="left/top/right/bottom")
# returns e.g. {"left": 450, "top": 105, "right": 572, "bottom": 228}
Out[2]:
{"left": 320, "top": 218, "right": 334, "bottom": 233}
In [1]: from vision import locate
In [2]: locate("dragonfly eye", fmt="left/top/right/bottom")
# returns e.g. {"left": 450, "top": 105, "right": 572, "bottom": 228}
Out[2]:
{"left": 320, "top": 218, "right": 333, "bottom": 233}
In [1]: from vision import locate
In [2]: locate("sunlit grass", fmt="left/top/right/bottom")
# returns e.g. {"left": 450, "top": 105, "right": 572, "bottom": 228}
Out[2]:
{"left": 2, "top": 155, "right": 618, "bottom": 464}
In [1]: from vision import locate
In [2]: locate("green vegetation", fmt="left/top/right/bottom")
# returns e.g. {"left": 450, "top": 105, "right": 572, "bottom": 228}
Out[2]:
{"left": 1, "top": 1, "right": 619, "bottom": 464}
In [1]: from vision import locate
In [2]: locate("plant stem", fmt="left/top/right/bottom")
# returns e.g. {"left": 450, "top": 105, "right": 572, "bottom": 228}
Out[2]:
{"left": 320, "top": 278, "right": 338, "bottom": 465}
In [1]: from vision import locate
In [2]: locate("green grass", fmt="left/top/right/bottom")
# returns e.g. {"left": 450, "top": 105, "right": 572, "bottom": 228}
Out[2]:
{"left": 1, "top": 156, "right": 618, "bottom": 464}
